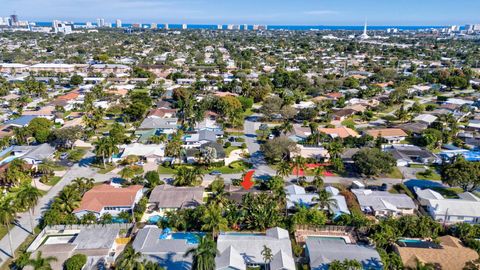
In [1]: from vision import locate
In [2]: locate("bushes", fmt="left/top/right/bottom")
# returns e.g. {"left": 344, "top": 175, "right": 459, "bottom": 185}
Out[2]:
{"left": 64, "top": 254, "right": 87, "bottom": 270}
{"left": 392, "top": 184, "right": 415, "bottom": 198}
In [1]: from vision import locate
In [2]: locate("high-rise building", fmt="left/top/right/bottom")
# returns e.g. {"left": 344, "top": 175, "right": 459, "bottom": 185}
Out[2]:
{"left": 151, "top": 23, "right": 157, "bottom": 29}
{"left": 97, "top": 18, "right": 105, "bottom": 27}
{"left": 217, "top": 24, "right": 223, "bottom": 30}
{"left": 10, "top": 14, "right": 18, "bottom": 26}
{"left": 182, "top": 24, "right": 188, "bottom": 29}
{"left": 164, "top": 24, "right": 169, "bottom": 30}
{"left": 466, "top": 24, "right": 480, "bottom": 32}
{"left": 243, "top": 24, "right": 248, "bottom": 30}
{"left": 227, "top": 24, "right": 234, "bottom": 30}
{"left": 86, "top": 21, "right": 93, "bottom": 28}
{"left": 116, "top": 19, "right": 122, "bottom": 28}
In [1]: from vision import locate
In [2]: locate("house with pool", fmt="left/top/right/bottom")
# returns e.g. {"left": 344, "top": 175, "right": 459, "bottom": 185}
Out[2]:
{"left": 132, "top": 225, "right": 204, "bottom": 269}
{"left": 73, "top": 184, "right": 144, "bottom": 219}
{"left": 148, "top": 184, "right": 205, "bottom": 214}
{"left": 215, "top": 227, "right": 296, "bottom": 270}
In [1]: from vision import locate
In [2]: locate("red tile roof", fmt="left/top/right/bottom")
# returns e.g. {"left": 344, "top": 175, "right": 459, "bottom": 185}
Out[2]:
{"left": 73, "top": 184, "right": 143, "bottom": 213}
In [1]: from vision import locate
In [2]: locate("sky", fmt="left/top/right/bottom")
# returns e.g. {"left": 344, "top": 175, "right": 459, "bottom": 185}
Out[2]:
{"left": 2, "top": 0, "right": 480, "bottom": 26}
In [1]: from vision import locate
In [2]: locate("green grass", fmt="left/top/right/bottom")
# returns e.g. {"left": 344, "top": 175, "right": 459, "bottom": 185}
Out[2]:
{"left": 0, "top": 224, "right": 14, "bottom": 243}
{"left": 385, "top": 167, "right": 404, "bottom": 179}
{"left": 67, "top": 148, "right": 87, "bottom": 162}
{"left": 409, "top": 164, "right": 426, "bottom": 169}
{"left": 157, "top": 165, "right": 178, "bottom": 174}
{"left": 158, "top": 161, "right": 252, "bottom": 175}
{"left": 44, "top": 176, "right": 62, "bottom": 186}
{"left": 416, "top": 171, "right": 441, "bottom": 181}
{"left": 341, "top": 118, "right": 356, "bottom": 127}
{"left": 95, "top": 163, "right": 117, "bottom": 174}
{"left": 225, "top": 146, "right": 241, "bottom": 156}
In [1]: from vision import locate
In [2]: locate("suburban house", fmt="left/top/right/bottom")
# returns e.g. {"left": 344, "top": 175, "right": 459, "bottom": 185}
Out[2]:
{"left": 415, "top": 187, "right": 480, "bottom": 224}
{"left": 147, "top": 108, "right": 178, "bottom": 119}
{"left": 148, "top": 184, "right": 205, "bottom": 212}
{"left": 318, "top": 126, "right": 359, "bottom": 139}
{"left": 325, "top": 186, "right": 351, "bottom": 217}
{"left": 292, "top": 145, "right": 329, "bottom": 161}
{"left": 216, "top": 227, "right": 296, "bottom": 270}
{"left": 306, "top": 236, "right": 383, "bottom": 270}
{"left": 137, "top": 117, "right": 178, "bottom": 134}
{"left": 182, "top": 129, "right": 223, "bottom": 149}
{"left": 285, "top": 184, "right": 318, "bottom": 210}
{"left": 119, "top": 143, "right": 165, "bottom": 163}
{"left": 364, "top": 128, "right": 408, "bottom": 144}
{"left": 383, "top": 144, "right": 439, "bottom": 167}
{"left": 393, "top": 236, "right": 479, "bottom": 270}
{"left": 11, "top": 143, "right": 56, "bottom": 164}
{"left": 26, "top": 224, "right": 131, "bottom": 270}
{"left": 413, "top": 114, "right": 437, "bottom": 125}
{"left": 73, "top": 184, "right": 143, "bottom": 219}
{"left": 3, "top": 115, "right": 38, "bottom": 128}
{"left": 352, "top": 189, "right": 416, "bottom": 217}
{"left": 132, "top": 225, "right": 199, "bottom": 269}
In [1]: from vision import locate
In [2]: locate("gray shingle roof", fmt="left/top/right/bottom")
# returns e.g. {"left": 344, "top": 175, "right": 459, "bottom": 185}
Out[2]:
{"left": 352, "top": 189, "right": 416, "bottom": 212}
{"left": 138, "top": 118, "right": 178, "bottom": 129}
{"left": 148, "top": 185, "right": 205, "bottom": 209}
{"left": 306, "top": 237, "right": 382, "bottom": 270}
{"left": 216, "top": 227, "right": 295, "bottom": 269}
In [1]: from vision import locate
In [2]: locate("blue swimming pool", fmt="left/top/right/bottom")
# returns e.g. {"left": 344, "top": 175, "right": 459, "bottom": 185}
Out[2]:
{"left": 398, "top": 239, "right": 423, "bottom": 243}
{"left": 148, "top": 215, "right": 162, "bottom": 224}
{"left": 111, "top": 217, "right": 128, "bottom": 223}
{"left": 171, "top": 232, "right": 205, "bottom": 244}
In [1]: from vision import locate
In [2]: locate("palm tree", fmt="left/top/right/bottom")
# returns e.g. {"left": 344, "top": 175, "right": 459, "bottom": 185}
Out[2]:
{"left": 165, "top": 131, "right": 184, "bottom": 165}
{"left": 314, "top": 189, "right": 338, "bottom": 213}
{"left": 54, "top": 186, "right": 81, "bottom": 213}
{"left": 0, "top": 197, "right": 16, "bottom": 258}
{"left": 36, "top": 159, "right": 55, "bottom": 176}
{"left": 201, "top": 205, "right": 228, "bottom": 237}
{"left": 325, "top": 141, "right": 344, "bottom": 160}
{"left": 148, "top": 134, "right": 167, "bottom": 144}
{"left": 313, "top": 166, "right": 325, "bottom": 191}
{"left": 261, "top": 245, "right": 273, "bottom": 270}
{"left": 292, "top": 156, "right": 307, "bottom": 180}
{"left": 17, "top": 184, "right": 42, "bottom": 234}
{"left": 94, "top": 137, "right": 119, "bottom": 168}
{"left": 279, "top": 121, "right": 293, "bottom": 135}
{"left": 25, "top": 251, "right": 57, "bottom": 270}
{"left": 173, "top": 166, "right": 203, "bottom": 186}
{"left": 185, "top": 235, "right": 217, "bottom": 270}
{"left": 117, "top": 246, "right": 142, "bottom": 270}
{"left": 72, "top": 177, "right": 94, "bottom": 194}
{"left": 276, "top": 160, "right": 292, "bottom": 178}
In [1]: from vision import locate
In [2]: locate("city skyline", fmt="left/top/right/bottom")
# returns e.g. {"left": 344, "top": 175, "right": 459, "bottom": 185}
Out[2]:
{"left": 2, "top": 0, "right": 480, "bottom": 26}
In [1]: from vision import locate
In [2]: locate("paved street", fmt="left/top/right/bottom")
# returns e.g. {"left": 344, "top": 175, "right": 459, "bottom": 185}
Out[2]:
{"left": 0, "top": 153, "right": 117, "bottom": 266}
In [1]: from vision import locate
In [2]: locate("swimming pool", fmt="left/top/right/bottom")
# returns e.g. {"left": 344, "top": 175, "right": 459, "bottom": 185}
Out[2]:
{"left": 171, "top": 232, "right": 205, "bottom": 244}
{"left": 111, "top": 217, "right": 128, "bottom": 223}
{"left": 148, "top": 215, "right": 162, "bottom": 224}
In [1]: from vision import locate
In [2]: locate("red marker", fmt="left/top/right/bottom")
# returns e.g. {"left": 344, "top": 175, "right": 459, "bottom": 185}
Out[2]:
{"left": 241, "top": 170, "right": 255, "bottom": 190}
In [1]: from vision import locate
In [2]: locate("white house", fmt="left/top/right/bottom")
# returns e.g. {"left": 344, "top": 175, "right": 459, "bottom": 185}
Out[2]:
{"left": 73, "top": 184, "right": 143, "bottom": 219}
{"left": 415, "top": 187, "right": 480, "bottom": 224}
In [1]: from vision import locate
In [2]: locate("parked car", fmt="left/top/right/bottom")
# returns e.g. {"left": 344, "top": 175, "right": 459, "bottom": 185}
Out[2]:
{"left": 60, "top": 152, "right": 69, "bottom": 160}
{"left": 210, "top": 170, "right": 222, "bottom": 176}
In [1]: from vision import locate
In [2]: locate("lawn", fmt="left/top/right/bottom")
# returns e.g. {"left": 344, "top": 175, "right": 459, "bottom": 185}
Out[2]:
{"left": 45, "top": 176, "right": 62, "bottom": 186}
{"left": 385, "top": 167, "right": 404, "bottom": 179}
{"left": 67, "top": 148, "right": 87, "bottom": 162}
{"left": 415, "top": 170, "right": 441, "bottom": 181}
{"left": 158, "top": 161, "right": 252, "bottom": 175}
{"left": 158, "top": 165, "right": 178, "bottom": 174}
{"left": 95, "top": 163, "right": 117, "bottom": 174}
{"left": 0, "top": 224, "right": 13, "bottom": 243}
{"left": 225, "top": 146, "right": 242, "bottom": 156}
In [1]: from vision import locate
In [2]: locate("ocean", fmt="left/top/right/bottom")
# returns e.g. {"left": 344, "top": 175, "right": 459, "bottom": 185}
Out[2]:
{"left": 35, "top": 22, "right": 449, "bottom": 31}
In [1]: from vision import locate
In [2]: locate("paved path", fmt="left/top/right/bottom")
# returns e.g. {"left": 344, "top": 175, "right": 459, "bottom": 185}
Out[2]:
{"left": 0, "top": 153, "right": 116, "bottom": 266}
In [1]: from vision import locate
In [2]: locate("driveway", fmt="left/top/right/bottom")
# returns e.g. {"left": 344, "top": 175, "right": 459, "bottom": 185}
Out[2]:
{"left": 0, "top": 152, "right": 117, "bottom": 266}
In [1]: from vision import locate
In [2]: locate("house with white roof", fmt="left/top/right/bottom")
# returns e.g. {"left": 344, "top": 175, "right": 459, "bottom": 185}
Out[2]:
{"left": 216, "top": 227, "right": 295, "bottom": 270}
{"left": 352, "top": 189, "right": 416, "bottom": 217}
{"left": 414, "top": 187, "right": 480, "bottom": 224}
{"left": 413, "top": 114, "right": 437, "bottom": 125}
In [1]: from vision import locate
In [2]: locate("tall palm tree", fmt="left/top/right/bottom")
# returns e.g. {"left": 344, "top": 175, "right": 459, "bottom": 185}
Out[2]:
{"left": 261, "top": 245, "right": 273, "bottom": 270}
{"left": 94, "top": 137, "right": 119, "bottom": 168}
{"left": 201, "top": 205, "right": 228, "bottom": 237}
{"left": 276, "top": 160, "right": 292, "bottom": 178}
{"left": 25, "top": 251, "right": 57, "bottom": 270}
{"left": 165, "top": 131, "right": 184, "bottom": 165}
{"left": 17, "top": 184, "right": 42, "bottom": 234}
{"left": 185, "top": 235, "right": 217, "bottom": 270}
{"left": 292, "top": 156, "right": 307, "bottom": 180}
{"left": 36, "top": 159, "right": 55, "bottom": 176}
{"left": 325, "top": 141, "right": 344, "bottom": 160}
{"left": 315, "top": 189, "right": 338, "bottom": 213}
{"left": 313, "top": 166, "right": 325, "bottom": 191}
{"left": 279, "top": 121, "right": 294, "bottom": 135}
{"left": 0, "top": 197, "right": 16, "bottom": 258}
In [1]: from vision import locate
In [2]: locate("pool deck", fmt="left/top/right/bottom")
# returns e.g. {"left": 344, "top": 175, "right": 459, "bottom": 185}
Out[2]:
{"left": 294, "top": 225, "right": 357, "bottom": 245}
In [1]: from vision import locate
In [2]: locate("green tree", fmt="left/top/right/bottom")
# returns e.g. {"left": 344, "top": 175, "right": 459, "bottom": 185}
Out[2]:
{"left": 201, "top": 205, "right": 228, "bottom": 237}
{"left": 441, "top": 155, "right": 480, "bottom": 192}
{"left": 64, "top": 254, "right": 87, "bottom": 270}
{"left": 0, "top": 198, "right": 16, "bottom": 258}
{"left": 261, "top": 245, "right": 273, "bottom": 270}
{"left": 352, "top": 148, "right": 396, "bottom": 180}
{"left": 185, "top": 235, "right": 217, "bottom": 270}
{"left": 94, "top": 137, "right": 119, "bottom": 168}
{"left": 329, "top": 259, "right": 362, "bottom": 270}
{"left": 70, "top": 74, "right": 84, "bottom": 86}
{"left": 315, "top": 189, "right": 338, "bottom": 213}
{"left": 276, "top": 160, "right": 292, "bottom": 178}
{"left": 17, "top": 184, "right": 42, "bottom": 234}
{"left": 25, "top": 251, "right": 57, "bottom": 270}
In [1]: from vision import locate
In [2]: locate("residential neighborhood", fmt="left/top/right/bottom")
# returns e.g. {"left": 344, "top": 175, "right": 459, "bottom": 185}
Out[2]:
{"left": 1, "top": 8, "right": 480, "bottom": 270}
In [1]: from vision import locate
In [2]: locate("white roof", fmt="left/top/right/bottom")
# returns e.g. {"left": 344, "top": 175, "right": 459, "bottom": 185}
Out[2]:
{"left": 414, "top": 114, "right": 437, "bottom": 123}
{"left": 0, "top": 63, "right": 28, "bottom": 68}
{"left": 30, "top": 63, "right": 74, "bottom": 68}
{"left": 414, "top": 187, "right": 444, "bottom": 200}
{"left": 352, "top": 189, "right": 416, "bottom": 211}
{"left": 426, "top": 198, "right": 480, "bottom": 217}
{"left": 121, "top": 143, "right": 164, "bottom": 158}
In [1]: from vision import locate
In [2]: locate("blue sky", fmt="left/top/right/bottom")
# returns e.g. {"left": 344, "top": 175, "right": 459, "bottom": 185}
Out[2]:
{"left": 3, "top": 0, "right": 480, "bottom": 25}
